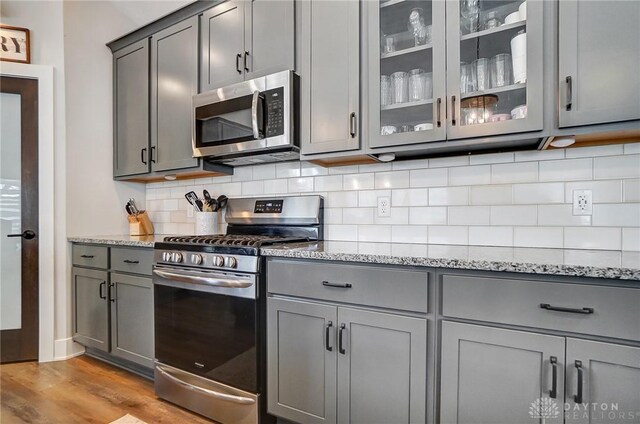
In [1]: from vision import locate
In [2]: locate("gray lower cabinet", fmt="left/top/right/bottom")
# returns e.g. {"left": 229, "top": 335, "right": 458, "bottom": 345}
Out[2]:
{"left": 300, "top": 0, "right": 360, "bottom": 155}
{"left": 558, "top": 0, "right": 640, "bottom": 128}
{"left": 110, "top": 273, "right": 154, "bottom": 368}
{"left": 267, "top": 297, "right": 426, "bottom": 424}
{"left": 72, "top": 267, "right": 109, "bottom": 351}
{"left": 150, "top": 16, "right": 199, "bottom": 172}
{"left": 440, "top": 321, "right": 565, "bottom": 424}
{"left": 113, "top": 39, "right": 150, "bottom": 177}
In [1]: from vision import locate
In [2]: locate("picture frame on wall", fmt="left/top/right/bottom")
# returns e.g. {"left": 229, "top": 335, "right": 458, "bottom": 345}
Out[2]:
{"left": 0, "top": 25, "right": 31, "bottom": 64}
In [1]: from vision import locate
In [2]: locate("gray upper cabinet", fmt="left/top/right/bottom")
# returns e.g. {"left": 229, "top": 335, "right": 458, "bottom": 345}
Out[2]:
{"left": 558, "top": 0, "right": 640, "bottom": 128}
{"left": 565, "top": 339, "right": 640, "bottom": 423}
{"left": 336, "top": 307, "right": 426, "bottom": 424}
{"left": 300, "top": 0, "right": 360, "bottom": 155}
{"left": 446, "top": 0, "right": 544, "bottom": 140}
{"left": 110, "top": 273, "right": 154, "bottom": 368}
{"left": 367, "top": 0, "right": 447, "bottom": 149}
{"left": 151, "top": 16, "right": 199, "bottom": 172}
{"left": 72, "top": 267, "right": 109, "bottom": 352}
{"left": 200, "top": 0, "right": 246, "bottom": 91}
{"left": 267, "top": 297, "right": 337, "bottom": 424}
{"left": 113, "top": 39, "right": 150, "bottom": 177}
{"left": 440, "top": 321, "right": 564, "bottom": 424}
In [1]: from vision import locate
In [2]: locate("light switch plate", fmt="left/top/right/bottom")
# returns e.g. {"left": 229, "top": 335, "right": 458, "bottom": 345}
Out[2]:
{"left": 573, "top": 189, "right": 593, "bottom": 216}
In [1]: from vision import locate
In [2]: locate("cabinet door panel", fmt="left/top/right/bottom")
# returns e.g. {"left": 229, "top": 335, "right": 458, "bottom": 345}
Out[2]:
{"left": 200, "top": 0, "right": 245, "bottom": 91}
{"left": 267, "top": 298, "right": 337, "bottom": 424}
{"left": 566, "top": 338, "right": 640, "bottom": 424}
{"left": 151, "top": 17, "right": 199, "bottom": 172}
{"left": 113, "top": 39, "right": 150, "bottom": 177}
{"left": 110, "top": 273, "right": 154, "bottom": 368}
{"left": 337, "top": 307, "right": 426, "bottom": 424}
{"left": 440, "top": 321, "right": 564, "bottom": 424}
{"left": 559, "top": 1, "right": 640, "bottom": 127}
{"left": 244, "top": 0, "right": 295, "bottom": 80}
{"left": 300, "top": 0, "right": 360, "bottom": 155}
{"left": 72, "top": 267, "right": 109, "bottom": 351}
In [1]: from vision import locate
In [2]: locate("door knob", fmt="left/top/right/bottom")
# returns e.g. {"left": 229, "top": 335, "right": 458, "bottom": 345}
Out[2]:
{"left": 6, "top": 230, "right": 36, "bottom": 240}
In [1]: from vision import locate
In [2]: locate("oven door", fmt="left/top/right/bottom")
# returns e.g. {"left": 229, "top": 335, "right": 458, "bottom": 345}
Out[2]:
{"left": 153, "top": 266, "right": 258, "bottom": 393}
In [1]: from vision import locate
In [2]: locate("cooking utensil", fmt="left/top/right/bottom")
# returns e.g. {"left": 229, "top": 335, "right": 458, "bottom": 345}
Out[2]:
{"left": 195, "top": 199, "right": 204, "bottom": 212}
{"left": 215, "top": 195, "right": 228, "bottom": 212}
{"left": 128, "top": 198, "right": 140, "bottom": 215}
{"left": 185, "top": 191, "right": 201, "bottom": 212}
{"left": 125, "top": 204, "right": 134, "bottom": 215}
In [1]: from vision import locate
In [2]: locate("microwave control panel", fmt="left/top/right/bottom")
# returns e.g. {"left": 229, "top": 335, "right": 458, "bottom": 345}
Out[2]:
{"left": 264, "top": 87, "right": 285, "bottom": 138}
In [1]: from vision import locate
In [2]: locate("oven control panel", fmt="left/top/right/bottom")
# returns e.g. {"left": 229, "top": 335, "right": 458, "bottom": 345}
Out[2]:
{"left": 155, "top": 251, "right": 257, "bottom": 273}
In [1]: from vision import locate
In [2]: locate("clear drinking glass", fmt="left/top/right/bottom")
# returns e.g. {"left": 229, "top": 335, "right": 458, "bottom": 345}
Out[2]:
{"left": 408, "top": 8, "right": 428, "bottom": 45}
{"left": 483, "top": 11, "right": 501, "bottom": 29}
{"left": 391, "top": 71, "right": 408, "bottom": 104}
{"left": 460, "top": 62, "right": 477, "bottom": 94}
{"left": 460, "top": 0, "right": 480, "bottom": 34}
{"left": 474, "top": 58, "right": 490, "bottom": 91}
{"left": 408, "top": 69, "right": 426, "bottom": 102}
{"left": 490, "top": 53, "right": 513, "bottom": 87}
{"left": 382, "top": 35, "right": 395, "bottom": 54}
{"left": 424, "top": 72, "right": 433, "bottom": 99}
{"left": 381, "top": 75, "right": 393, "bottom": 106}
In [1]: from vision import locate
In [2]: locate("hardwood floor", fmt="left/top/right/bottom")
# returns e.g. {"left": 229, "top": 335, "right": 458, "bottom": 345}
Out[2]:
{"left": 0, "top": 355, "right": 213, "bottom": 423}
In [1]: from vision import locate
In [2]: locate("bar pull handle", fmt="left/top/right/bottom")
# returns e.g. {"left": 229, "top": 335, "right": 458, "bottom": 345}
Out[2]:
{"left": 141, "top": 148, "right": 147, "bottom": 165}
{"left": 109, "top": 282, "right": 116, "bottom": 303}
{"left": 322, "top": 281, "right": 352, "bottom": 289}
{"left": 150, "top": 146, "right": 156, "bottom": 163}
{"left": 574, "top": 360, "right": 583, "bottom": 403}
{"left": 566, "top": 76, "right": 572, "bottom": 111}
{"left": 123, "top": 260, "right": 140, "bottom": 264}
{"left": 236, "top": 53, "right": 242, "bottom": 74}
{"left": 80, "top": 254, "right": 94, "bottom": 259}
{"left": 325, "top": 321, "right": 333, "bottom": 352}
{"left": 540, "top": 303, "right": 594, "bottom": 315}
{"left": 349, "top": 112, "right": 357, "bottom": 138}
{"left": 549, "top": 356, "right": 558, "bottom": 398}
{"left": 99, "top": 281, "right": 107, "bottom": 300}
{"left": 338, "top": 323, "right": 346, "bottom": 355}
{"left": 251, "top": 91, "right": 265, "bottom": 140}
{"left": 243, "top": 51, "right": 250, "bottom": 72}
{"left": 436, "top": 97, "right": 442, "bottom": 127}
{"left": 451, "top": 96, "right": 457, "bottom": 126}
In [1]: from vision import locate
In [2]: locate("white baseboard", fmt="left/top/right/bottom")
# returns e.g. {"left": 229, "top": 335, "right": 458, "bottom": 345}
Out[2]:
{"left": 53, "top": 337, "right": 85, "bottom": 361}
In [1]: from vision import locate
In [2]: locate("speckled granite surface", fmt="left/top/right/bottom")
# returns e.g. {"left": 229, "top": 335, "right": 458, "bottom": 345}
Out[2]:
{"left": 261, "top": 242, "right": 640, "bottom": 281}
{"left": 68, "top": 235, "right": 164, "bottom": 248}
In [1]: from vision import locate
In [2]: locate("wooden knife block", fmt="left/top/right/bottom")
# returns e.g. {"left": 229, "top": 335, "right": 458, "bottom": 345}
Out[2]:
{"left": 128, "top": 211, "right": 154, "bottom": 236}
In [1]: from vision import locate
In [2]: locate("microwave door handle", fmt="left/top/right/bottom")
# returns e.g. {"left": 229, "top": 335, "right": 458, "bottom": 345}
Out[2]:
{"left": 251, "top": 91, "right": 264, "bottom": 140}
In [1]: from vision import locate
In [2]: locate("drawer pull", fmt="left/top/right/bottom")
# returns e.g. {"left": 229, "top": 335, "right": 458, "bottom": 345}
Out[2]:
{"left": 574, "top": 360, "right": 583, "bottom": 403}
{"left": 109, "top": 282, "right": 116, "bottom": 303}
{"left": 99, "top": 281, "right": 107, "bottom": 300}
{"left": 322, "top": 281, "right": 352, "bottom": 289}
{"left": 338, "top": 324, "right": 346, "bottom": 355}
{"left": 325, "top": 321, "right": 333, "bottom": 352}
{"left": 80, "top": 254, "right": 94, "bottom": 259}
{"left": 540, "top": 303, "right": 594, "bottom": 314}
{"left": 549, "top": 356, "right": 558, "bottom": 399}
{"left": 123, "top": 259, "right": 140, "bottom": 264}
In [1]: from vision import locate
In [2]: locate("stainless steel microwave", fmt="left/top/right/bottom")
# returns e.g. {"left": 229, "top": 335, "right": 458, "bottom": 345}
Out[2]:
{"left": 192, "top": 70, "right": 299, "bottom": 166}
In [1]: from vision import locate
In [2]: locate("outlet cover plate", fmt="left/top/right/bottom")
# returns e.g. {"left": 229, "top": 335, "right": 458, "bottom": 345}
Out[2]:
{"left": 377, "top": 196, "right": 391, "bottom": 217}
{"left": 573, "top": 189, "right": 593, "bottom": 216}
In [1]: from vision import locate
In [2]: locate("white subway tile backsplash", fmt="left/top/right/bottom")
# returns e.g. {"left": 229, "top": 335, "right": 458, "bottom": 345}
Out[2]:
{"left": 622, "top": 251, "right": 640, "bottom": 268}
{"left": 392, "top": 225, "right": 429, "bottom": 244}
{"left": 375, "top": 171, "right": 410, "bottom": 189}
{"left": 514, "top": 227, "right": 563, "bottom": 248}
{"left": 470, "top": 152, "right": 514, "bottom": 165}
{"left": 358, "top": 190, "right": 391, "bottom": 207}
{"left": 491, "top": 162, "right": 538, "bottom": 184}
{"left": 537, "top": 205, "right": 591, "bottom": 226}
{"left": 288, "top": 177, "right": 314, "bottom": 192}
{"left": 276, "top": 162, "right": 301, "bottom": 178}
{"left": 324, "top": 208, "right": 343, "bottom": 224}
{"left": 490, "top": 205, "right": 538, "bottom": 225}
{"left": 429, "top": 155, "right": 469, "bottom": 168}
{"left": 241, "top": 180, "right": 264, "bottom": 195}
{"left": 564, "top": 180, "right": 622, "bottom": 203}
{"left": 358, "top": 225, "right": 391, "bottom": 242}
{"left": 624, "top": 143, "right": 640, "bottom": 155}
{"left": 565, "top": 227, "right": 621, "bottom": 250}
{"left": 565, "top": 144, "right": 624, "bottom": 158}
{"left": 374, "top": 207, "right": 409, "bottom": 225}
{"left": 428, "top": 226, "right": 468, "bottom": 245}
{"left": 448, "top": 206, "right": 491, "bottom": 225}
{"left": 328, "top": 191, "right": 359, "bottom": 208}
{"left": 410, "top": 168, "right": 448, "bottom": 187}
{"left": 622, "top": 228, "right": 640, "bottom": 251}
{"left": 564, "top": 250, "right": 621, "bottom": 268}
{"left": 392, "top": 243, "right": 428, "bottom": 257}
{"left": 328, "top": 165, "right": 359, "bottom": 175}
{"left": 392, "top": 158, "right": 430, "bottom": 170}
{"left": 469, "top": 246, "right": 514, "bottom": 262}
{"left": 623, "top": 179, "right": 640, "bottom": 202}
{"left": 515, "top": 149, "right": 565, "bottom": 162}
{"left": 449, "top": 165, "right": 491, "bottom": 186}
{"left": 252, "top": 164, "right": 276, "bottom": 179}
{"left": 231, "top": 166, "right": 253, "bottom": 182}
{"left": 359, "top": 162, "right": 392, "bottom": 173}
{"left": 409, "top": 207, "right": 448, "bottom": 225}
{"left": 392, "top": 188, "right": 429, "bottom": 207}
{"left": 343, "top": 208, "right": 374, "bottom": 225}
{"left": 469, "top": 226, "right": 513, "bottom": 247}
{"left": 264, "top": 179, "right": 288, "bottom": 194}
{"left": 513, "top": 182, "right": 564, "bottom": 204}
{"left": 429, "top": 187, "right": 469, "bottom": 206}
{"left": 326, "top": 224, "right": 358, "bottom": 241}
{"left": 301, "top": 162, "right": 328, "bottom": 176}
{"left": 592, "top": 204, "right": 640, "bottom": 227}
{"left": 428, "top": 244, "right": 469, "bottom": 259}
{"left": 594, "top": 155, "right": 640, "bottom": 180}
{"left": 343, "top": 173, "right": 374, "bottom": 191}
{"left": 513, "top": 248, "right": 565, "bottom": 266}
{"left": 539, "top": 158, "right": 592, "bottom": 181}
{"left": 470, "top": 185, "right": 512, "bottom": 205}
{"left": 314, "top": 175, "right": 343, "bottom": 192}
{"left": 357, "top": 242, "right": 392, "bottom": 255}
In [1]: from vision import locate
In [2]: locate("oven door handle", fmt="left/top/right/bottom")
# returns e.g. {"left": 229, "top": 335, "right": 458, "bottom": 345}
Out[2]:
{"left": 153, "top": 269, "right": 254, "bottom": 289}
{"left": 251, "top": 91, "right": 264, "bottom": 140}
{"left": 156, "top": 365, "right": 256, "bottom": 405}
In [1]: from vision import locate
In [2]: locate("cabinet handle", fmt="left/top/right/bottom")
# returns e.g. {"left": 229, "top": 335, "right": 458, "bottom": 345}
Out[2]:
{"left": 451, "top": 96, "right": 457, "bottom": 126}
{"left": 549, "top": 356, "right": 558, "bottom": 399}
{"left": 80, "top": 254, "right": 94, "bottom": 259}
{"left": 574, "top": 360, "right": 583, "bottom": 403}
{"left": 236, "top": 53, "right": 242, "bottom": 74}
{"left": 322, "top": 280, "right": 352, "bottom": 289}
{"left": 565, "top": 76, "right": 572, "bottom": 111}
{"left": 141, "top": 148, "right": 147, "bottom": 165}
{"left": 540, "top": 303, "right": 594, "bottom": 315}
{"left": 150, "top": 146, "right": 156, "bottom": 163}
{"left": 436, "top": 97, "right": 442, "bottom": 127}
{"left": 99, "top": 281, "right": 107, "bottom": 300}
{"left": 338, "top": 323, "right": 346, "bottom": 355}
{"left": 325, "top": 321, "right": 333, "bottom": 352}
{"left": 243, "top": 51, "right": 250, "bottom": 72}
{"left": 349, "top": 112, "right": 357, "bottom": 138}
{"left": 108, "top": 282, "right": 116, "bottom": 303}
{"left": 123, "top": 259, "right": 140, "bottom": 264}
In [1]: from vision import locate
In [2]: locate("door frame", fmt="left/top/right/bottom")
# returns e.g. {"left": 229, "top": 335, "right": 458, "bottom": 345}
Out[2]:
{"left": 1, "top": 62, "right": 55, "bottom": 362}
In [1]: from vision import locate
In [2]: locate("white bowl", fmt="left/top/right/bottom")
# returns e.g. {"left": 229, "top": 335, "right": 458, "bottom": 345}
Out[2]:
{"left": 511, "top": 105, "right": 527, "bottom": 120}
{"left": 504, "top": 11, "right": 521, "bottom": 25}
{"left": 414, "top": 123, "right": 434, "bottom": 132}
{"left": 519, "top": 1, "right": 527, "bottom": 20}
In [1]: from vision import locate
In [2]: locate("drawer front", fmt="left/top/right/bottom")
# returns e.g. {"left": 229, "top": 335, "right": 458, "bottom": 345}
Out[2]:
{"left": 111, "top": 247, "right": 153, "bottom": 276}
{"left": 267, "top": 259, "right": 428, "bottom": 313}
{"left": 72, "top": 244, "right": 109, "bottom": 269}
{"left": 441, "top": 274, "right": 640, "bottom": 341}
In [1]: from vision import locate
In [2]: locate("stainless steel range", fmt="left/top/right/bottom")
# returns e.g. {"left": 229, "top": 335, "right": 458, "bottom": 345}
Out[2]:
{"left": 152, "top": 195, "right": 323, "bottom": 424}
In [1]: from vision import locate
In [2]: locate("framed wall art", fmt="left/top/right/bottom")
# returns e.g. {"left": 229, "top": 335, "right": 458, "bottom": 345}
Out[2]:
{"left": 0, "top": 25, "right": 30, "bottom": 64}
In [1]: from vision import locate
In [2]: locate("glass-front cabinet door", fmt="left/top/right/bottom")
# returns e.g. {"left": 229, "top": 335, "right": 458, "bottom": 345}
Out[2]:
{"left": 368, "top": 0, "right": 446, "bottom": 148}
{"left": 446, "top": 0, "right": 543, "bottom": 140}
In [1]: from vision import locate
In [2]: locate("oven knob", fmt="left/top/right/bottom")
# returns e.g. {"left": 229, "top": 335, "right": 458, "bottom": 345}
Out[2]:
{"left": 225, "top": 256, "right": 237, "bottom": 268}
{"left": 213, "top": 255, "right": 225, "bottom": 267}
{"left": 162, "top": 252, "right": 170, "bottom": 262}
{"left": 190, "top": 254, "right": 203, "bottom": 265}
{"left": 171, "top": 252, "right": 183, "bottom": 263}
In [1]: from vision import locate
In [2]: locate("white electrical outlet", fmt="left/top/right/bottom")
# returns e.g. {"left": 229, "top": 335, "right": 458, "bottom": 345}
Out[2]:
{"left": 187, "top": 205, "right": 194, "bottom": 218}
{"left": 573, "top": 189, "right": 593, "bottom": 216}
{"left": 377, "top": 196, "right": 391, "bottom": 217}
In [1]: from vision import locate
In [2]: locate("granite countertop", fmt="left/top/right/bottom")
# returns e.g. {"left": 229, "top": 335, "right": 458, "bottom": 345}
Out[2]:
{"left": 261, "top": 242, "right": 640, "bottom": 281}
{"left": 68, "top": 235, "right": 165, "bottom": 248}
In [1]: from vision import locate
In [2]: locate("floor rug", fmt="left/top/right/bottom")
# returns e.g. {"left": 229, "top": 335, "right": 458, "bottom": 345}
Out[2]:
{"left": 110, "top": 414, "right": 148, "bottom": 424}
